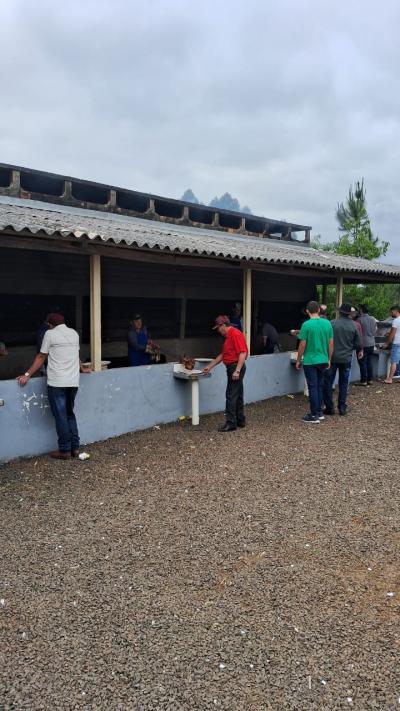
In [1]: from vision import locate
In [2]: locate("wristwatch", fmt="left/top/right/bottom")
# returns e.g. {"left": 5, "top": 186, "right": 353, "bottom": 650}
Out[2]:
{"left": 24, "top": 372, "right": 30, "bottom": 378}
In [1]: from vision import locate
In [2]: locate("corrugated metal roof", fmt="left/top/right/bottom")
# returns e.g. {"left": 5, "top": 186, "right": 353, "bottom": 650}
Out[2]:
{"left": 1, "top": 197, "right": 400, "bottom": 278}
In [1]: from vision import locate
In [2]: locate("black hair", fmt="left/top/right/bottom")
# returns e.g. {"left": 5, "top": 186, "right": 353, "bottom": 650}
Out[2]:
{"left": 359, "top": 303, "right": 369, "bottom": 314}
{"left": 306, "top": 300, "right": 319, "bottom": 314}
{"left": 390, "top": 304, "right": 400, "bottom": 312}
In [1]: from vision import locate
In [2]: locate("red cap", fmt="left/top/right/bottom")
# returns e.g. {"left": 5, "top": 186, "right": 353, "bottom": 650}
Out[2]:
{"left": 212, "top": 315, "right": 230, "bottom": 329}
{"left": 47, "top": 313, "right": 65, "bottom": 327}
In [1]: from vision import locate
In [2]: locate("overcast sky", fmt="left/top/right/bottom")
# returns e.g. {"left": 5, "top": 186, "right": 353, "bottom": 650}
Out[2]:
{"left": 1, "top": 0, "right": 399, "bottom": 262}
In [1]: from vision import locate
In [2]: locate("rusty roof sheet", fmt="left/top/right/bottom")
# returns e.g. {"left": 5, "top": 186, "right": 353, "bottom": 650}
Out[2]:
{"left": 1, "top": 197, "right": 399, "bottom": 278}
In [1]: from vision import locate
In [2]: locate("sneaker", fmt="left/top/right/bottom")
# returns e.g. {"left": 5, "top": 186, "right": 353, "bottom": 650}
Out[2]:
{"left": 302, "top": 414, "right": 320, "bottom": 424}
{"left": 354, "top": 381, "right": 367, "bottom": 387}
{"left": 323, "top": 408, "right": 335, "bottom": 416}
{"left": 318, "top": 413, "right": 325, "bottom": 421}
{"left": 367, "top": 381, "right": 373, "bottom": 385}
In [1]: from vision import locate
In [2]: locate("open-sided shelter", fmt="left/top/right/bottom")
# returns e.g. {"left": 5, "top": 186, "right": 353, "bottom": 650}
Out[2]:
{"left": 1, "top": 164, "right": 399, "bottom": 461}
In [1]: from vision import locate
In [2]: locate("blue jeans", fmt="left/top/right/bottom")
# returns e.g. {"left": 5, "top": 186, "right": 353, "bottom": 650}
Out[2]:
{"left": 303, "top": 364, "right": 326, "bottom": 417}
{"left": 47, "top": 386, "right": 80, "bottom": 453}
{"left": 358, "top": 345, "right": 374, "bottom": 382}
{"left": 323, "top": 362, "right": 352, "bottom": 413}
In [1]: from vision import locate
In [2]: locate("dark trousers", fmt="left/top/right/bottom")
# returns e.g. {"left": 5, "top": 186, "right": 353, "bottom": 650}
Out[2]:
{"left": 47, "top": 386, "right": 80, "bottom": 453}
{"left": 225, "top": 363, "right": 246, "bottom": 427}
{"left": 358, "top": 346, "right": 374, "bottom": 382}
{"left": 323, "top": 362, "right": 352, "bottom": 413}
{"left": 303, "top": 364, "right": 325, "bottom": 417}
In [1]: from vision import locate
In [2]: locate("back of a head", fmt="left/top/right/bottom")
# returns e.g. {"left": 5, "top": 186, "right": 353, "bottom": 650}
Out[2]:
{"left": 47, "top": 313, "right": 65, "bottom": 327}
{"left": 359, "top": 304, "right": 369, "bottom": 314}
{"left": 306, "top": 300, "right": 319, "bottom": 314}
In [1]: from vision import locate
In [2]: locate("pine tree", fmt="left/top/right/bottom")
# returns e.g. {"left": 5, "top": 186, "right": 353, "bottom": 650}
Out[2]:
{"left": 335, "top": 180, "right": 388, "bottom": 259}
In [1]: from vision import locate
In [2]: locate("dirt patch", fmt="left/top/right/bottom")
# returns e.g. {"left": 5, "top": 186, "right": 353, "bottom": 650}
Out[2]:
{"left": 0, "top": 384, "right": 399, "bottom": 709}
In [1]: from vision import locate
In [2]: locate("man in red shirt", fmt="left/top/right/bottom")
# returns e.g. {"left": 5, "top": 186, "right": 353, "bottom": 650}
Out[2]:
{"left": 203, "top": 315, "right": 248, "bottom": 431}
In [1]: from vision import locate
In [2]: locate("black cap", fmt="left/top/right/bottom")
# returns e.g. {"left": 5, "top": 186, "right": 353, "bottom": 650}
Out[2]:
{"left": 339, "top": 303, "right": 352, "bottom": 315}
{"left": 133, "top": 314, "right": 142, "bottom": 320}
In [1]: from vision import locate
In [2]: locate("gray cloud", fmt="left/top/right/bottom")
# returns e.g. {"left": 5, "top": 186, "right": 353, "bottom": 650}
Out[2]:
{"left": 1, "top": 0, "right": 400, "bottom": 262}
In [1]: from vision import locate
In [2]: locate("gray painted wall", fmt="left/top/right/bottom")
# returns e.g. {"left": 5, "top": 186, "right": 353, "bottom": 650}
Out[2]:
{"left": 0, "top": 351, "right": 389, "bottom": 463}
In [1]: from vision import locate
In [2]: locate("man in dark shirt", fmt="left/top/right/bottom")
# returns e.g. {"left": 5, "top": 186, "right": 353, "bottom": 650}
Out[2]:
{"left": 356, "top": 303, "right": 377, "bottom": 385}
{"left": 322, "top": 303, "right": 362, "bottom": 416}
{"left": 127, "top": 314, "right": 151, "bottom": 367}
{"left": 261, "top": 322, "right": 280, "bottom": 354}
{"left": 203, "top": 315, "right": 248, "bottom": 432}
{"left": 230, "top": 302, "right": 243, "bottom": 332}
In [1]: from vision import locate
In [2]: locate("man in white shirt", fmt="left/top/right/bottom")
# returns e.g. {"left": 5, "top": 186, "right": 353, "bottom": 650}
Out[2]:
{"left": 383, "top": 305, "right": 400, "bottom": 384}
{"left": 17, "top": 313, "right": 90, "bottom": 459}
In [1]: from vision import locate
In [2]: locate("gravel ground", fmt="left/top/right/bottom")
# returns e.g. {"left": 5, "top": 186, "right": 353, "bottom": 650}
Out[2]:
{"left": 1, "top": 383, "right": 399, "bottom": 710}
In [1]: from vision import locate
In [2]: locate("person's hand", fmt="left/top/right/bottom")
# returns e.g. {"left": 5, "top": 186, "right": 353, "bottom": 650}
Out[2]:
{"left": 290, "top": 329, "right": 300, "bottom": 337}
{"left": 202, "top": 366, "right": 211, "bottom": 374}
{"left": 16, "top": 374, "right": 30, "bottom": 386}
{"left": 357, "top": 350, "right": 364, "bottom": 359}
{"left": 80, "top": 364, "right": 92, "bottom": 374}
{"left": 327, "top": 360, "right": 331, "bottom": 369}
{"left": 232, "top": 369, "right": 240, "bottom": 380}
{"left": 295, "top": 361, "right": 301, "bottom": 370}
{"left": 382, "top": 344, "right": 389, "bottom": 350}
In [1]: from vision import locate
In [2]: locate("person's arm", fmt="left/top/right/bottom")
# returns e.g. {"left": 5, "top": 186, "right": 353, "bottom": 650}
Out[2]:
{"left": 295, "top": 340, "right": 306, "bottom": 369}
{"left": 384, "top": 327, "right": 396, "bottom": 348}
{"left": 328, "top": 337, "right": 334, "bottom": 366}
{"left": 80, "top": 360, "right": 92, "bottom": 373}
{"left": 232, "top": 351, "right": 247, "bottom": 380}
{"left": 354, "top": 328, "right": 362, "bottom": 352}
{"left": 203, "top": 353, "right": 223, "bottom": 373}
{"left": 16, "top": 352, "right": 47, "bottom": 386}
{"left": 355, "top": 326, "right": 364, "bottom": 359}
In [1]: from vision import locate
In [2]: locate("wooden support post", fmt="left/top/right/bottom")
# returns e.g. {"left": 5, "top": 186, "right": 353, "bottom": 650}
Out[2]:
{"left": 243, "top": 267, "right": 252, "bottom": 353}
{"left": 322, "top": 284, "right": 328, "bottom": 304}
{"left": 179, "top": 297, "right": 187, "bottom": 340}
{"left": 90, "top": 254, "right": 102, "bottom": 371}
{"left": 108, "top": 189, "right": 116, "bottom": 208}
{"left": 335, "top": 274, "right": 344, "bottom": 314}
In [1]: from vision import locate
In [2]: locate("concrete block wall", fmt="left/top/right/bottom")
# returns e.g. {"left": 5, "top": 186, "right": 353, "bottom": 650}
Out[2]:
{"left": 0, "top": 351, "right": 389, "bottom": 463}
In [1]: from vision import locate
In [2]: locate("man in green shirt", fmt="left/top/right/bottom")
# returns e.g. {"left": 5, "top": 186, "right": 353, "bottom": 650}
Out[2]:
{"left": 295, "top": 301, "right": 334, "bottom": 423}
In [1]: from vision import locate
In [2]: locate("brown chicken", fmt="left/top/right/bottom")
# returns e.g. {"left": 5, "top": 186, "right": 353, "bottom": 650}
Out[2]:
{"left": 179, "top": 355, "right": 196, "bottom": 371}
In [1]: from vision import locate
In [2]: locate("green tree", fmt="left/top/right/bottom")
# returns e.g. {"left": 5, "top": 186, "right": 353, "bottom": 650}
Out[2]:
{"left": 315, "top": 180, "right": 397, "bottom": 319}
{"left": 335, "top": 180, "right": 388, "bottom": 259}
